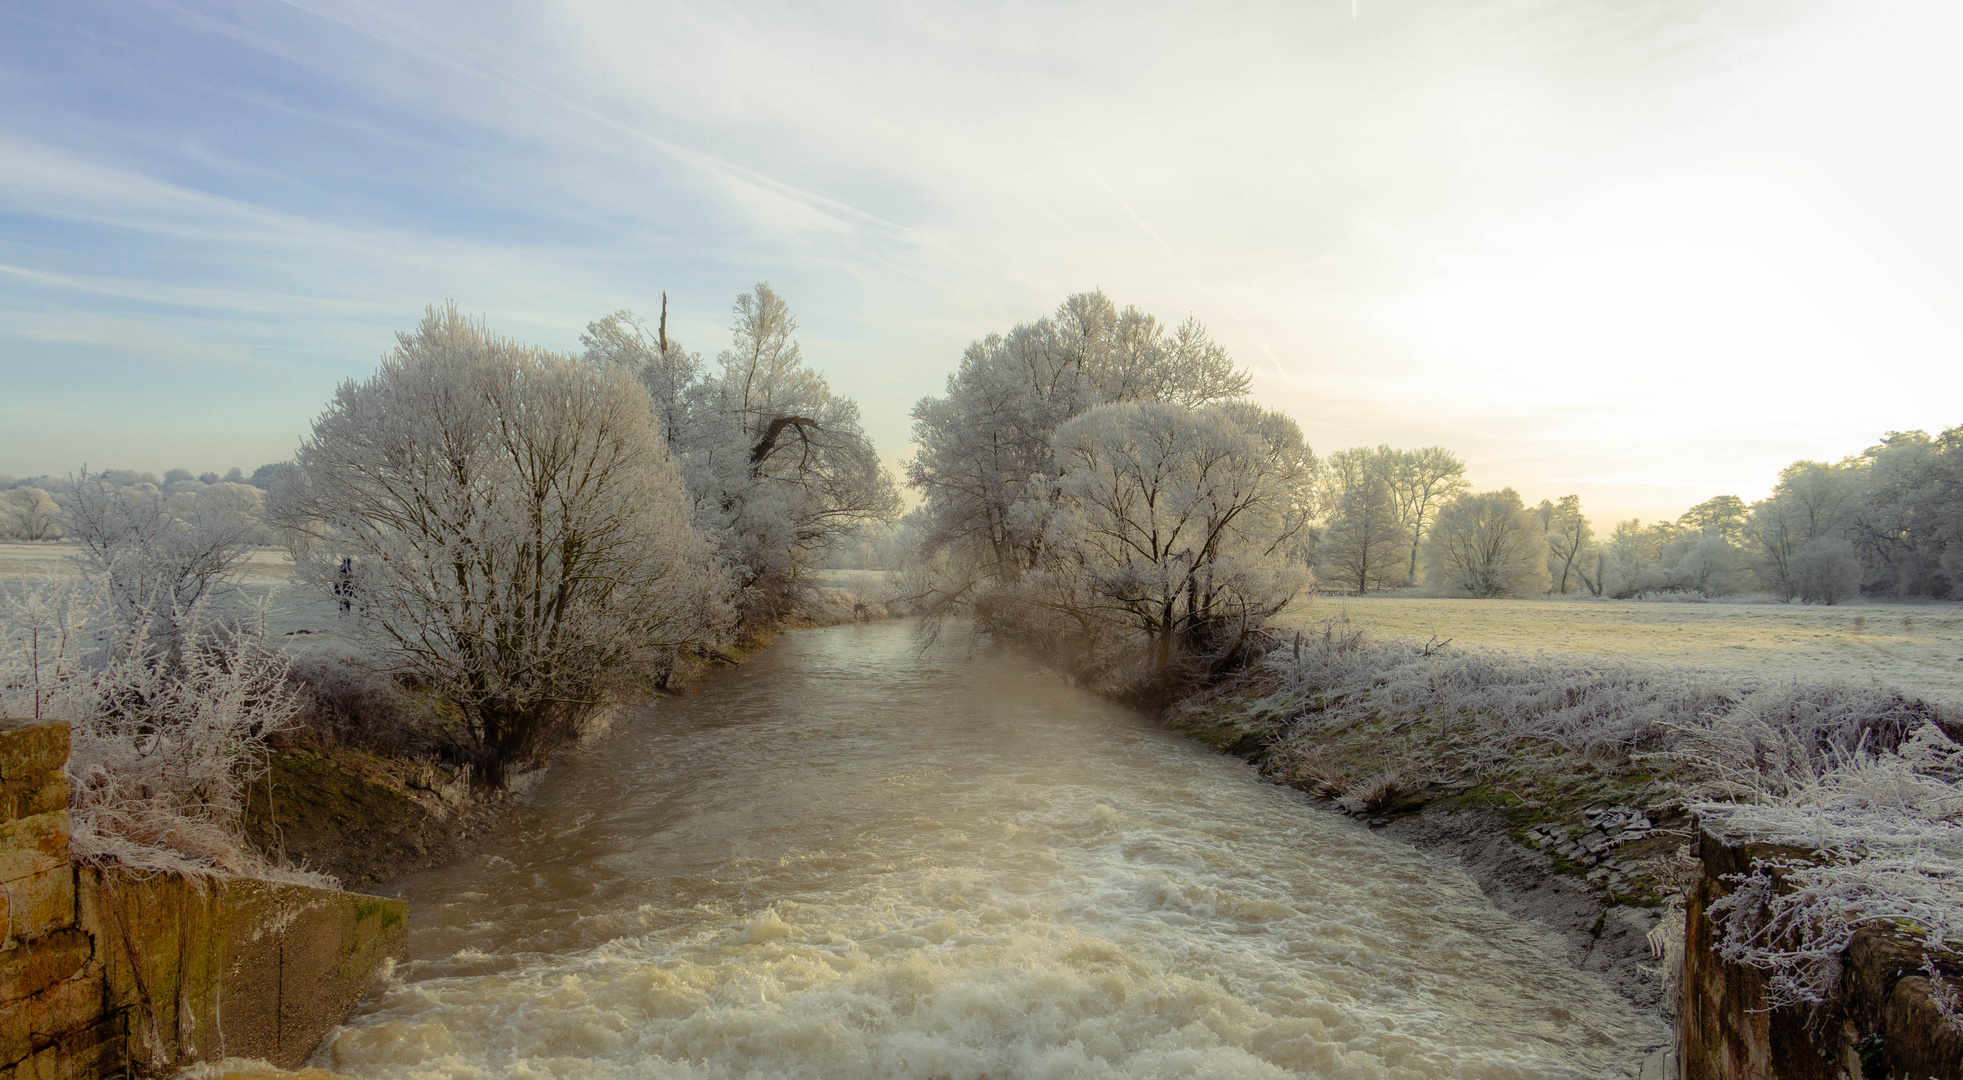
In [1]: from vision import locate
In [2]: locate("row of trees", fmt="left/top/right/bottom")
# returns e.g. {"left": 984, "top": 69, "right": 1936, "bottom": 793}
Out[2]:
{"left": 1538, "top": 430, "right": 1962, "bottom": 605}
{"left": 1298, "top": 429, "right": 1963, "bottom": 604}
{"left": 7, "top": 287, "right": 895, "bottom": 801}
{"left": 0, "top": 466, "right": 288, "bottom": 542}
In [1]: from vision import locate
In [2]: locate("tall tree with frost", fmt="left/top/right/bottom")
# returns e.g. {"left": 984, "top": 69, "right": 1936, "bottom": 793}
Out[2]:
{"left": 1535, "top": 494, "right": 1593, "bottom": 594}
{"left": 1319, "top": 447, "right": 1406, "bottom": 593}
{"left": 584, "top": 284, "right": 897, "bottom": 630}
{"left": 1382, "top": 446, "right": 1468, "bottom": 584}
{"left": 1425, "top": 489, "right": 1550, "bottom": 598}
{"left": 1045, "top": 401, "right": 1316, "bottom": 689}
{"left": 276, "top": 303, "right": 723, "bottom": 782}
{"left": 1747, "top": 460, "right": 1866, "bottom": 600}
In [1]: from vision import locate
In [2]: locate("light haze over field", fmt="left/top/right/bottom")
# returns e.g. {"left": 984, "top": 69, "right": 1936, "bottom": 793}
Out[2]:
{"left": 3, "top": 0, "right": 1960, "bottom": 524}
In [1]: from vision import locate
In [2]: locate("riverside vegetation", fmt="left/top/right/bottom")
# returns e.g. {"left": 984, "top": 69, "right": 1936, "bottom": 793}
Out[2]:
{"left": 900, "top": 292, "right": 1963, "bottom": 1055}
{"left": 2, "top": 287, "right": 1960, "bottom": 1072}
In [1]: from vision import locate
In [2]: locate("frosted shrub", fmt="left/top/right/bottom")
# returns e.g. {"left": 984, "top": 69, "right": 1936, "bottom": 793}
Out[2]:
{"left": 1788, "top": 537, "right": 1862, "bottom": 605}
{"left": 61, "top": 467, "right": 257, "bottom": 648}
{"left": 0, "top": 580, "right": 326, "bottom": 884}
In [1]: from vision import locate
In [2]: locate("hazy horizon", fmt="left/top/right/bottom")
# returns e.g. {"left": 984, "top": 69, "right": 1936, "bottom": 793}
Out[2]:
{"left": 5, "top": 0, "right": 1961, "bottom": 526}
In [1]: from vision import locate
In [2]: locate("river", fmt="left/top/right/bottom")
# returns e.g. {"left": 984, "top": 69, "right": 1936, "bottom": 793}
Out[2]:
{"left": 318, "top": 622, "right": 1666, "bottom": 1079}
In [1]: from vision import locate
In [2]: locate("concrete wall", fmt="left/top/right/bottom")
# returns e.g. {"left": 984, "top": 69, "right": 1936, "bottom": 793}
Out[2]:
{"left": 1, "top": 719, "right": 407, "bottom": 1079}
{"left": 1681, "top": 824, "right": 1963, "bottom": 1080}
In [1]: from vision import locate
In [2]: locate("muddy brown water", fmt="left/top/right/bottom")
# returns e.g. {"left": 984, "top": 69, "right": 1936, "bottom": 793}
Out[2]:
{"left": 318, "top": 622, "right": 1664, "bottom": 1079}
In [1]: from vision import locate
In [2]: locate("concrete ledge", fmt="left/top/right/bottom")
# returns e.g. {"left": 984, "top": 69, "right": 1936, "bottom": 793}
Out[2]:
{"left": 2, "top": 719, "right": 409, "bottom": 1079}
{"left": 80, "top": 867, "right": 407, "bottom": 1072}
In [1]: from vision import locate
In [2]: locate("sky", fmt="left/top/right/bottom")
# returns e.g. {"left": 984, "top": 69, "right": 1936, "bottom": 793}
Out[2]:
{"left": 2, "top": 0, "right": 1960, "bottom": 525}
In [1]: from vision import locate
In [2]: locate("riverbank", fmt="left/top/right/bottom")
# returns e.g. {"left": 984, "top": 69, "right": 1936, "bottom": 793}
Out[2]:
{"left": 1160, "top": 615, "right": 1963, "bottom": 1074}
{"left": 241, "top": 581, "right": 913, "bottom": 889}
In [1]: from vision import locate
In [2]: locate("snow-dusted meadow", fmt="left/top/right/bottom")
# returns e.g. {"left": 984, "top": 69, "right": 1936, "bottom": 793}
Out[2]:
{"left": 1284, "top": 595, "right": 1963, "bottom": 705}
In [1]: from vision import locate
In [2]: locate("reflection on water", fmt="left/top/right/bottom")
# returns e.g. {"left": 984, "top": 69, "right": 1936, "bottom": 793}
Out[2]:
{"left": 322, "top": 622, "right": 1663, "bottom": 1079}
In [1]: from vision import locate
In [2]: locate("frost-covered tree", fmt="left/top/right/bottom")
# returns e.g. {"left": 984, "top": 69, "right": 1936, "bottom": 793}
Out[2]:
{"left": 1424, "top": 488, "right": 1550, "bottom": 598}
{"left": 1382, "top": 446, "right": 1468, "bottom": 584}
{"left": 1535, "top": 495, "right": 1593, "bottom": 594}
{"left": 1319, "top": 448, "right": 1405, "bottom": 593}
{"left": 1748, "top": 460, "right": 1867, "bottom": 601}
{"left": 1849, "top": 428, "right": 1963, "bottom": 598}
{"left": 583, "top": 284, "right": 898, "bottom": 630}
{"left": 1045, "top": 401, "right": 1315, "bottom": 688}
{"left": 276, "top": 303, "right": 724, "bottom": 782}
{"left": 907, "top": 291, "right": 1252, "bottom": 596}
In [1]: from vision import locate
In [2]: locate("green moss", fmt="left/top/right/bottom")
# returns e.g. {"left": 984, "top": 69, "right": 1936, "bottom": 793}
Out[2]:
{"left": 352, "top": 895, "right": 406, "bottom": 934}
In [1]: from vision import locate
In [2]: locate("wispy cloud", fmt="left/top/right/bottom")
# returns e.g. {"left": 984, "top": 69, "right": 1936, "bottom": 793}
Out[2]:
{"left": 2, "top": 0, "right": 1959, "bottom": 522}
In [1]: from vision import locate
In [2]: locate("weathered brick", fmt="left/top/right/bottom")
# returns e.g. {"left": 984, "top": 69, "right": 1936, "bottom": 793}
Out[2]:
{"left": 0, "top": 724, "right": 66, "bottom": 785}
{"left": 0, "top": 930, "right": 91, "bottom": 1005}
{"left": 0, "top": 811, "right": 69, "bottom": 884}
{"left": 0, "top": 971, "right": 106, "bottom": 1066}
{"left": 0, "top": 774, "right": 68, "bottom": 826}
{"left": 6, "top": 1044, "right": 58, "bottom": 1080}
{"left": 53, "top": 1014, "right": 123, "bottom": 1080}
{"left": 4, "top": 865, "right": 76, "bottom": 939}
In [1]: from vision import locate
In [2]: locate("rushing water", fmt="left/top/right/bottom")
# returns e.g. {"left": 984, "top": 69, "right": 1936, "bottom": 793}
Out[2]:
{"left": 319, "top": 623, "right": 1665, "bottom": 1080}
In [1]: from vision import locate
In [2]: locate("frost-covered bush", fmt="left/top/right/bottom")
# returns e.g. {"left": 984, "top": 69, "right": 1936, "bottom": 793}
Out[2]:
{"left": 1788, "top": 537, "right": 1862, "bottom": 605}
{"left": 0, "top": 579, "right": 326, "bottom": 885}
{"left": 61, "top": 468, "right": 257, "bottom": 645}
{"left": 1423, "top": 489, "right": 1549, "bottom": 598}
{"left": 1, "top": 486, "right": 63, "bottom": 540}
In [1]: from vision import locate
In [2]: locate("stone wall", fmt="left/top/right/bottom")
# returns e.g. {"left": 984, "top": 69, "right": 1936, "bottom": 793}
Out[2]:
{"left": 1, "top": 719, "right": 121, "bottom": 1080}
{"left": 1, "top": 719, "right": 408, "bottom": 1079}
{"left": 1681, "top": 823, "right": 1963, "bottom": 1080}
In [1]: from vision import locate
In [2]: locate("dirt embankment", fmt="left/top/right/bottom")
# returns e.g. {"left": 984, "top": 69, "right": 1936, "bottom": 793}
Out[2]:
{"left": 241, "top": 744, "right": 506, "bottom": 888}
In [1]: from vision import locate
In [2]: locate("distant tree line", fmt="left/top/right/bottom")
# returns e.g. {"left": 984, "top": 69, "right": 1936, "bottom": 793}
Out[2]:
{"left": 1560, "top": 429, "right": 1963, "bottom": 604}
{"left": 0, "top": 465, "right": 291, "bottom": 543}
{"left": 1302, "top": 427, "right": 1963, "bottom": 604}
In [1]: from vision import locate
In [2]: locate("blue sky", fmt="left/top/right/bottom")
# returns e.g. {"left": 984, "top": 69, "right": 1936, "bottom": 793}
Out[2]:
{"left": 4, "top": 0, "right": 1960, "bottom": 523}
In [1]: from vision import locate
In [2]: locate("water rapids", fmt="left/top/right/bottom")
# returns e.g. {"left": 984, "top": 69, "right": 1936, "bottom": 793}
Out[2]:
{"left": 319, "top": 622, "right": 1665, "bottom": 1079}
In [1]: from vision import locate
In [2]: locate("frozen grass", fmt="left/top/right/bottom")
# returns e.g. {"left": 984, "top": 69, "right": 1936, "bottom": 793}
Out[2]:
{"left": 0, "top": 542, "right": 296, "bottom": 584}
{"left": 1282, "top": 595, "right": 1963, "bottom": 705}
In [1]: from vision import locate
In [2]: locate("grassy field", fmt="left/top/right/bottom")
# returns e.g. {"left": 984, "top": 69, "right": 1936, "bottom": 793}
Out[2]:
{"left": 1, "top": 542, "right": 342, "bottom": 639}
{"left": 0, "top": 542, "right": 295, "bottom": 584}
{"left": 1282, "top": 595, "right": 1963, "bottom": 705}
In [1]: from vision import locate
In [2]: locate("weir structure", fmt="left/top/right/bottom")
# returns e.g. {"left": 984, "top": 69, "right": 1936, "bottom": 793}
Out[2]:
{"left": 1, "top": 718, "right": 405, "bottom": 1079}
{"left": 1680, "top": 824, "right": 1962, "bottom": 1079}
